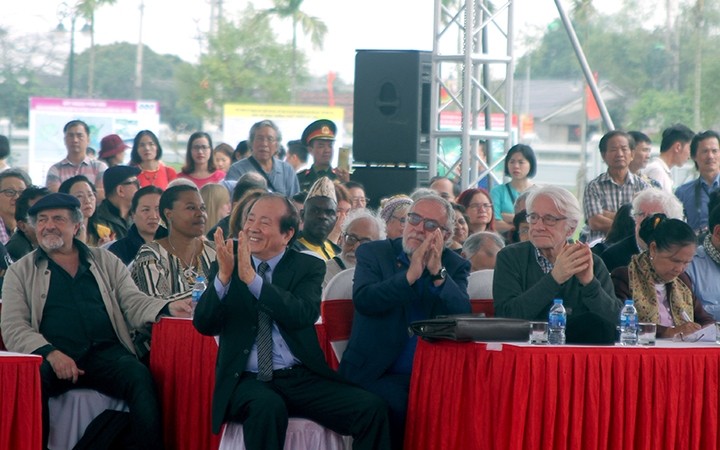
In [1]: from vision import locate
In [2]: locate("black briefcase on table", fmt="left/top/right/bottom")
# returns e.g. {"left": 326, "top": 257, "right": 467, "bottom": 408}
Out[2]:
{"left": 410, "top": 315, "right": 530, "bottom": 342}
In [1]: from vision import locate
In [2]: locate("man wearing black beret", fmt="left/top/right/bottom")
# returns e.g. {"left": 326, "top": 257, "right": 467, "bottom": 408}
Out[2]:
{"left": 0, "top": 193, "right": 192, "bottom": 450}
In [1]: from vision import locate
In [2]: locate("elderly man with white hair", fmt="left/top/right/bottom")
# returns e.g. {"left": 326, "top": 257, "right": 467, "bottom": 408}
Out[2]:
{"left": 323, "top": 209, "right": 386, "bottom": 287}
{"left": 601, "top": 188, "right": 684, "bottom": 272}
{"left": 493, "top": 185, "right": 621, "bottom": 343}
{"left": 462, "top": 231, "right": 505, "bottom": 271}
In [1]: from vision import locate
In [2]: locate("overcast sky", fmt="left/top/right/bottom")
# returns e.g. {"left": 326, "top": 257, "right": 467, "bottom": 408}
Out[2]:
{"left": 2, "top": 0, "right": 651, "bottom": 83}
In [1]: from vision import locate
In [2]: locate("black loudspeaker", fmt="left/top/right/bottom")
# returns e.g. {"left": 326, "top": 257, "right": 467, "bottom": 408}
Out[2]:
{"left": 351, "top": 167, "right": 429, "bottom": 209}
{"left": 353, "top": 50, "right": 432, "bottom": 164}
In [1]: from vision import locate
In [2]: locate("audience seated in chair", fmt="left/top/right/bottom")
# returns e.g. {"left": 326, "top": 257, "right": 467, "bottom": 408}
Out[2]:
{"left": 339, "top": 194, "right": 470, "bottom": 449}
{"left": 612, "top": 214, "right": 714, "bottom": 339}
{"left": 601, "top": 188, "right": 683, "bottom": 272}
{"left": 324, "top": 209, "right": 385, "bottom": 288}
{"left": 0, "top": 193, "right": 192, "bottom": 450}
{"left": 193, "top": 193, "right": 392, "bottom": 450}
{"left": 494, "top": 186, "right": 621, "bottom": 344}
{"left": 461, "top": 231, "right": 504, "bottom": 271}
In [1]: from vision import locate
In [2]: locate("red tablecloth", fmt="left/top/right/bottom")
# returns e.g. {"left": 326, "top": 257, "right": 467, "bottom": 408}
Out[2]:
{"left": 150, "top": 318, "right": 221, "bottom": 450}
{"left": 405, "top": 340, "right": 720, "bottom": 450}
{"left": 0, "top": 352, "right": 42, "bottom": 450}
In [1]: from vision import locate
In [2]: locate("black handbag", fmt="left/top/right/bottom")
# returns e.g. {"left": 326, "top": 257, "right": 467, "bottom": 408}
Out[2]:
{"left": 410, "top": 315, "right": 530, "bottom": 342}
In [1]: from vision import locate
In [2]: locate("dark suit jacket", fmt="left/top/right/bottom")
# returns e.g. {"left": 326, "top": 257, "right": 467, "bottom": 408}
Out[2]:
{"left": 193, "top": 248, "right": 341, "bottom": 433}
{"left": 338, "top": 238, "right": 471, "bottom": 386}
{"left": 601, "top": 235, "right": 639, "bottom": 273}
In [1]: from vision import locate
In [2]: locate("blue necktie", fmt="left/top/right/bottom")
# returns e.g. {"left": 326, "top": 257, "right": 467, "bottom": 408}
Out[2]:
{"left": 256, "top": 262, "right": 274, "bottom": 382}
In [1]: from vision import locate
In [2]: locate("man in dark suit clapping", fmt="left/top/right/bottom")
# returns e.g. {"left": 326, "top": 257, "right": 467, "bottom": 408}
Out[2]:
{"left": 194, "top": 193, "right": 391, "bottom": 450}
{"left": 339, "top": 194, "right": 471, "bottom": 448}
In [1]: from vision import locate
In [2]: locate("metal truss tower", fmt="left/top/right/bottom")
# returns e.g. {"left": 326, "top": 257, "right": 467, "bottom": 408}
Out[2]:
{"left": 430, "top": 0, "right": 515, "bottom": 190}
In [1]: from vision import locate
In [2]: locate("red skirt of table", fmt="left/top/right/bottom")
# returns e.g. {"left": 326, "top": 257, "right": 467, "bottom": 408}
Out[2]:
{"left": 405, "top": 340, "right": 720, "bottom": 450}
{"left": 0, "top": 352, "right": 42, "bottom": 450}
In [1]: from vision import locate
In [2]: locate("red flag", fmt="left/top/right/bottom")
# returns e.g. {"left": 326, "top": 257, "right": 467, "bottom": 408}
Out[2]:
{"left": 327, "top": 72, "right": 336, "bottom": 107}
{"left": 585, "top": 72, "right": 600, "bottom": 121}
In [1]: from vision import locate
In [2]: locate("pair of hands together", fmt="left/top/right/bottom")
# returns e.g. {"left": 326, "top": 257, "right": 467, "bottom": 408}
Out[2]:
{"left": 214, "top": 228, "right": 257, "bottom": 287}
{"left": 406, "top": 229, "right": 445, "bottom": 286}
{"left": 550, "top": 242, "right": 594, "bottom": 286}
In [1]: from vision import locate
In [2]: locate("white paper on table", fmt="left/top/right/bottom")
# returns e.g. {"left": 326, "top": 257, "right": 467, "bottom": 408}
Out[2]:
{"left": 682, "top": 324, "right": 717, "bottom": 342}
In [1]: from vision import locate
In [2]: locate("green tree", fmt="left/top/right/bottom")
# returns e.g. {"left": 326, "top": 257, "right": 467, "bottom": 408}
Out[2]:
{"left": 76, "top": 0, "right": 118, "bottom": 97}
{"left": 261, "top": 0, "right": 327, "bottom": 103}
{"left": 73, "top": 43, "right": 200, "bottom": 130}
{"left": 176, "top": 9, "right": 300, "bottom": 124}
{"left": 0, "top": 27, "right": 66, "bottom": 126}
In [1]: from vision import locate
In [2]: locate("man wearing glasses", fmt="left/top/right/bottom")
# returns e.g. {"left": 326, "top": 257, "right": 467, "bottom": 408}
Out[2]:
{"left": 94, "top": 165, "right": 141, "bottom": 239}
{"left": 225, "top": 120, "right": 300, "bottom": 197}
{"left": 494, "top": 185, "right": 621, "bottom": 343}
{"left": 0, "top": 170, "right": 28, "bottom": 244}
{"left": 322, "top": 209, "right": 385, "bottom": 287}
{"left": 339, "top": 194, "right": 470, "bottom": 449}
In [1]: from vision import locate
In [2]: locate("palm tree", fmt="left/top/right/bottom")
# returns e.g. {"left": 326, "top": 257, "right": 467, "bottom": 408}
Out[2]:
{"left": 261, "top": 0, "right": 328, "bottom": 103}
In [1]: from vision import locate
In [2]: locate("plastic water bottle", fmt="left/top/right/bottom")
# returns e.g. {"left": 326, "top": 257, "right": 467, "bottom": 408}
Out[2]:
{"left": 191, "top": 276, "right": 207, "bottom": 315}
{"left": 619, "top": 299, "right": 639, "bottom": 346}
{"left": 548, "top": 299, "right": 566, "bottom": 345}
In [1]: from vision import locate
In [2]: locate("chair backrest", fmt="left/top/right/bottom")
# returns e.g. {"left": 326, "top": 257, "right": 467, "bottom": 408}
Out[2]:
{"left": 321, "top": 268, "right": 355, "bottom": 362}
{"left": 468, "top": 269, "right": 494, "bottom": 317}
{"left": 468, "top": 269, "right": 494, "bottom": 300}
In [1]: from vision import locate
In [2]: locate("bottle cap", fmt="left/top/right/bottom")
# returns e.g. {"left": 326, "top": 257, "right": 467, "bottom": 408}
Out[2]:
{"left": 553, "top": 298, "right": 563, "bottom": 304}
{"left": 196, "top": 276, "right": 205, "bottom": 282}
{"left": 625, "top": 299, "right": 633, "bottom": 305}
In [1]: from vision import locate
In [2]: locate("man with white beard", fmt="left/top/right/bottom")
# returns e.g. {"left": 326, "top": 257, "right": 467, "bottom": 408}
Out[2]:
{"left": 0, "top": 193, "right": 191, "bottom": 450}
{"left": 339, "top": 194, "right": 470, "bottom": 449}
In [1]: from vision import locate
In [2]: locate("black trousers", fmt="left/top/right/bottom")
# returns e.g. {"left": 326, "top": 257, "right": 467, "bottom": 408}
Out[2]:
{"left": 226, "top": 366, "right": 392, "bottom": 450}
{"left": 40, "top": 343, "right": 164, "bottom": 450}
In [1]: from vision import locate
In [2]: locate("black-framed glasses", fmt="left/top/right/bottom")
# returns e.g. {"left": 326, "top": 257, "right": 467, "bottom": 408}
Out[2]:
{"left": 526, "top": 213, "right": 567, "bottom": 226}
{"left": 344, "top": 233, "right": 372, "bottom": 246}
{"left": 406, "top": 212, "right": 448, "bottom": 232}
{"left": 390, "top": 215, "right": 406, "bottom": 224}
{"left": 0, "top": 188, "right": 24, "bottom": 198}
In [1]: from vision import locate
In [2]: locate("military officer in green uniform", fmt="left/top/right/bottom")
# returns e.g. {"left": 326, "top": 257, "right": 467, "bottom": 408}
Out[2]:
{"left": 297, "top": 119, "right": 349, "bottom": 192}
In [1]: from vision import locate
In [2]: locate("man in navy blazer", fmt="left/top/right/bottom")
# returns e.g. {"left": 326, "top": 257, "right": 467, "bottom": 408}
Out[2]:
{"left": 339, "top": 194, "right": 471, "bottom": 448}
{"left": 194, "top": 193, "right": 391, "bottom": 450}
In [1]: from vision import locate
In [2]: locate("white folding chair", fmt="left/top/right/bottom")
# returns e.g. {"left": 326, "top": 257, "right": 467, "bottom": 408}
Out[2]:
{"left": 321, "top": 268, "right": 355, "bottom": 363}
{"left": 48, "top": 389, "right": 128, "bottom": 450}
{"left": 468, "top": 269, "right": 495, "bottom": 317}
{"left": 219, "top": 420, "right": 352, "bottom": 450}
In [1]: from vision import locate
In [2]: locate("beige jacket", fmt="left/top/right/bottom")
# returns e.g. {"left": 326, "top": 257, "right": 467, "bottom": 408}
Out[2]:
{"left": 0, "top": 243, "right": 170, "bottom": 356}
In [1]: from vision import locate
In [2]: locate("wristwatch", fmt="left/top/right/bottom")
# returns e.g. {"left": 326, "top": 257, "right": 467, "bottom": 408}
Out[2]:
{"left": 429, "top": 267, "right": 447, "bottom": 282}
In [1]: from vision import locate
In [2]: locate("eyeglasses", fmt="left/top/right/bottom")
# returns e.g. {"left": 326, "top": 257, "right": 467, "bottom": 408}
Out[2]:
{"left": 390, "top": 215, "right": 406, "bottom": 224}
{"left": 526, "top": 213, "right": 567, "bottom": 226}
{"left": 121, "top": 179, "right": 140, "bottom": 188}
{"left": 0, "top": 188, "right": 24, "bottom": 198}
{"left": 467, "top": 202, "right": 493, "bottom": 211}
{"left": 407, "top": 212, "right": 448, "bottom": 232}
{"left": 344, "top": 233, "right": 372, "bottom": 246}
{"left": 192, "top": 145, "right": 210, "bottom": 152}
{"left": 254, "top": 136, "right": 278, "bottom": 144}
